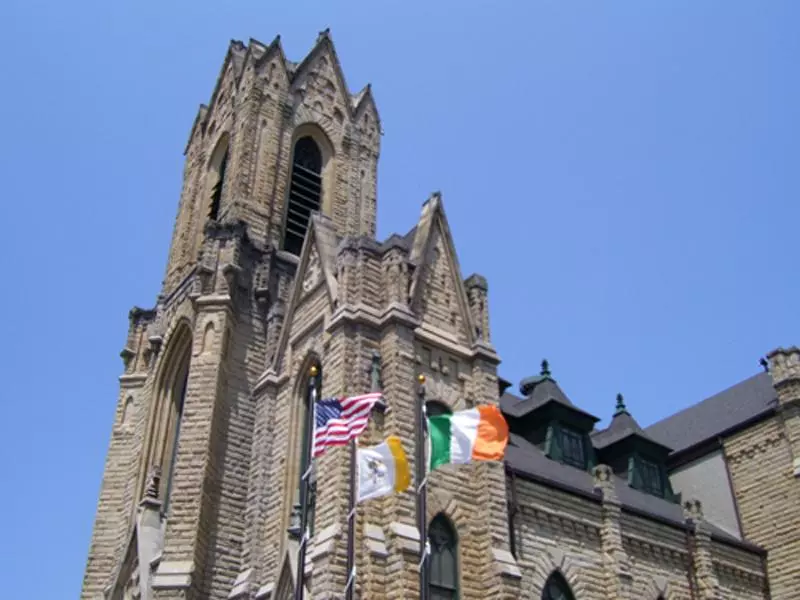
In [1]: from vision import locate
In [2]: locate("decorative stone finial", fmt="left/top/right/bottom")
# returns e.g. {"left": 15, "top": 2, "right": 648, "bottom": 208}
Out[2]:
{"left": 120, "top": 348, "right": 135, "bottom": 372}
{"left": 592, "top": 464, "right": 618, "bottom": 502}
{"left": 593, "top": 464, "right": 613, "bottom": 484}
{"left": 614, "top": 393, "right": 627, "bottom": 416}
{"left": 683, "top": 498, "right": 704, "bottom": 522}
{"left": 540, "top": 359, "right": 551, "bottom": 378}
{"left": 145, "top": 466, "right": 162, "bottom": 500}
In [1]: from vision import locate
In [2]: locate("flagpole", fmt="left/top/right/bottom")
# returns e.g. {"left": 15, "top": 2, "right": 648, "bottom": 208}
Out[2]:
{"left": 415, "top": 373, "right": 429, "bottom": 600}
{"left": 344, "top": 438, "right": 356, "bottom": 600}
{"left": 344, "top": 352, "right": 383, "bottom": 599}
{"left": 294, "top": 364, "right": 320, "bottom": 600}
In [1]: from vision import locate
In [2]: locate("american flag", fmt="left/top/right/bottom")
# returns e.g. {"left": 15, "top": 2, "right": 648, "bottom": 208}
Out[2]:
{"left": 313, "top": 392, "right": 383, "bottom": 458}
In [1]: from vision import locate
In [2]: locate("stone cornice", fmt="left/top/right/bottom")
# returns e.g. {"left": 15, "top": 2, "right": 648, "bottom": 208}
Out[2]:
{"left": 327, "top": 302, "right": 419, "bottom": 331}
{"left": 118, "top": 373, "right": 148, "bottom": 387}
{"left": 253, "top": 369, "right": 290, "bottom": 396}
{"left": 194, "top": 294, "right": 234, "bottom": 311}
{"left": 521, "top": 503, "right": 602, "bottom": 536}
{"left": 621, "top": 531, "right": 688, "bottom": 558}
{"left": 151, "top": 560, "right": 194, "bottom": 590}
{"left": 712, "top": 559, "right": 767, "bottom": 584}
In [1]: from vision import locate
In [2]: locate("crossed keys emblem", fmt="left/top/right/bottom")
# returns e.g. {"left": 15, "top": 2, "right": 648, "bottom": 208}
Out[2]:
{"left": 366, "top": 458, "right": 387, "bottom": 485}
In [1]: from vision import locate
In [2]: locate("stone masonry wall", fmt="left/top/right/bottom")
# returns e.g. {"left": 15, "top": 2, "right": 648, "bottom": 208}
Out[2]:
{"left": 510, "top": 477, "right": 767, "bottom": 600}
{"left": 724, "top": 414, "right": 800, "bottom": 599}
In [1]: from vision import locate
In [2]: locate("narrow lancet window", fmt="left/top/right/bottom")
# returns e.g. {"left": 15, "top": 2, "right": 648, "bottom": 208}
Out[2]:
{"left": 209, "top": 146, "right": 229, "bottom": 221}
{"left": 429, "top": 514, "right": 459, "bottom": 599}
{"left": 283, "top": 136, "right": 322, "bottom": 255}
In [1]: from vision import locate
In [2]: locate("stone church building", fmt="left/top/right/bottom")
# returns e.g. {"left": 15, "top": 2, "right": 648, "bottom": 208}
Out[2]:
{"left": 82, "top": 32, "right": 800, "bottom": 600}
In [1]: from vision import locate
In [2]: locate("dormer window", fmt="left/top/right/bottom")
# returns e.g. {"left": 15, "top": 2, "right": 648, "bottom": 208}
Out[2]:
{"left": 560, "top": 426, "right": 586, "bottom": 469}
{"left": 638, "top": 457, "right": 664, "bottom": 497}
{"left": 594, "top": 394, "right": 678, "bottom": 501}
{"left": 503, "top": 360, "right": 600, "bottom": 472}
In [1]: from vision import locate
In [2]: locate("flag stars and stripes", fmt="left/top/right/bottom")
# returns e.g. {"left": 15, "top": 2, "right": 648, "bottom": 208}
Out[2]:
{"left": 313, "top": 392, "right": 383, "bottom": 457}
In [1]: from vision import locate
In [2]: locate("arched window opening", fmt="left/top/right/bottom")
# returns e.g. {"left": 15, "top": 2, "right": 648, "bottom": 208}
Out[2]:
{"left": 283, "top": 136, "right": 323, "bottom": 256}
{"left": 429, "top": 514, "right": 458, "bottom": 599}
{"left": 426, "top": 400, "right": 452, "bottom": 418}
{"left": 162, "top": 366, "right": 188, "bottom": 512}
{"left": 139, "top": 324, "right": 192, "bottom": 512}
{"left": 209, "top": 145, "right": 229, "bottom": 221}
{"left": 542, "top": 571, "right": 575, "bottom": 600}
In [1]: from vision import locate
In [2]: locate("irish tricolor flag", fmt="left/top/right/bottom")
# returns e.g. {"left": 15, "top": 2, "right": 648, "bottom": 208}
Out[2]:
{"left": 428, "top": 405, "right": 509, "bottom": 472}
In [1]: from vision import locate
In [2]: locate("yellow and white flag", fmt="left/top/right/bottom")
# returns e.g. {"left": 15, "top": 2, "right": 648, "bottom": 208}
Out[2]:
{"left": 356, "top": 436, "right": 411, "bottom": 503}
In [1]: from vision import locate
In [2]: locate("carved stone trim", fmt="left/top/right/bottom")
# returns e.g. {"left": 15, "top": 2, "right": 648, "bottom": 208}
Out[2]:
{"left": 151, "top": 560, "right": 193, "bottom": 590}
{"left": 119, "top": 374, "right": 148, "bottom": 387}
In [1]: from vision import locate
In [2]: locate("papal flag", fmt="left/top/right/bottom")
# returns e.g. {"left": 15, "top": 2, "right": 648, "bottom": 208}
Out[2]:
{"left": 428, "top": 405, "right": 509, "bottom": 472}
{"left": 356, "top": 436, "right": 411, "bottom": 503}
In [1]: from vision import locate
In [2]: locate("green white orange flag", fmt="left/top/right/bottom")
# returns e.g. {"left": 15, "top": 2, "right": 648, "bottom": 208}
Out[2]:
{"left": 428, "top": 405, "right": 509, "bottom": 472}
{"left": 356, "top": 436, "right": 411, "bottom": 503}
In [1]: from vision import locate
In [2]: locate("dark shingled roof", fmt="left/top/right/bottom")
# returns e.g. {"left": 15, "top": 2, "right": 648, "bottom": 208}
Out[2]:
{"left": 592, "top": 406, "right": 672, "bottom": 453}
{"left": 501, "top": 378, "right": 599, "bottom": 423}
{"left": 644, "top": 372, "right": 778, "bottom": 456}
{"left": 504, "top": 433, "right": 763, "bottom": 554}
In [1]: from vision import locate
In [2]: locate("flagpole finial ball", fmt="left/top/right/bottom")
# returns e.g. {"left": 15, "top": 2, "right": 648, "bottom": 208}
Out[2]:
{"left": 417, "top": 374, "right": 426, "bottom": 384}
{"left": 309, "top": 365, "right": 319, "bottom": 377}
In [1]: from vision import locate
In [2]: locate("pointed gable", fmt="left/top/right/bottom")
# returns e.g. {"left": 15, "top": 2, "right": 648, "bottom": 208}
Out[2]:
{"left": 253, "top": 35, "right": 291, "bottom": 94}
{"left": 290, "top": 29, "right": 353, "bottom": 119}
{"left": 408, "top": 193, "right": 477, "bottom": 346}
{"left": 273, "top": 214, "right": 338, "bottom": 371}
{"left": 593, "top": 394, "right": 672, "bottom": 456}
{"left": 352, "top": 83, "right": 381, "bottom": 130}
{"left": 204, "top": 40, "right": 247, "bottom": 130}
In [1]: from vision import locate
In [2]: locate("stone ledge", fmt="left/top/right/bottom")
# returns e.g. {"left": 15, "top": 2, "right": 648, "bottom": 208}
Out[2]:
{"left": 119, "top": 373, "right": 148, "bottom": 387}
{"left": 365, "top": 523, "right": 388, "bottom": 558}
{"left": 255, "top": 581, "right": 274, "bottom": 599}
{"left": 228, "top": 568, "right": 252, "bottom": 599}
{"left": 253, "top": 369, "right": 290, "bottom": 395}
{"left": 151, "top": 560, "right": 193, "bottom": 589}
{"left": 492, "top": 548, "right": 522, "bottom": 579}
{"left": 327, "top": 303, "right": 420, "bottom": 332}
{"left": 389, "top": 521, "right": 420, "bottom": 554}
{"left": 309, "top": 523, "right": 341, "bottom": 562}
{"left": 414, "top": 324, "right": 473, "bottom": 360}
{"left": 195, "top": 294, "right": 233, "bottom": 310}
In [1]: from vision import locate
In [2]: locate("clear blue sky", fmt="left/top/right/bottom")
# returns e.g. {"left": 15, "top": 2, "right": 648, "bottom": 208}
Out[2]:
{"left": 1, "top": 1, "right": 798, "bottom": 597}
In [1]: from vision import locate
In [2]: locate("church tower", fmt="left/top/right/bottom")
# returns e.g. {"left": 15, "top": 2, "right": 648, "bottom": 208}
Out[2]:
{"left": 82, "top": 31, "right": 518, "bottom": 600}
